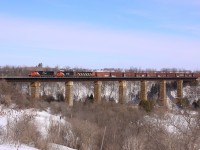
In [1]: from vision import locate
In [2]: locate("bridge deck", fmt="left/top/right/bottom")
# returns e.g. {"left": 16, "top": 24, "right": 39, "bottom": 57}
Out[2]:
{"left": 0, "top": 76, "right": 198, "bottom": 82}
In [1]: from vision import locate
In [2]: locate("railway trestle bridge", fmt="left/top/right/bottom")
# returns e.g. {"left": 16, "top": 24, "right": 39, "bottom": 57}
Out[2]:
{"left": 0, "top": 77, "right": 199, "bottom": 107}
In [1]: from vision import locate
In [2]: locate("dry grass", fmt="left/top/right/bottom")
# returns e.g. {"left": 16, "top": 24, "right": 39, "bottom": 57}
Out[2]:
{"left": 1, "top": 100, "right": 200, "bottom": 150}
{"left": 47, "top": 119, "right": 78, "bottom": 149}
{"left": 1, "top": 80, "right": 200, "bottom": 149}
{"left": 3, "top": 112, "right": 48, "bottom": 149}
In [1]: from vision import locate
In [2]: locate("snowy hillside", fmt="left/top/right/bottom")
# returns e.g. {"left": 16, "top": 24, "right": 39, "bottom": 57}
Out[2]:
{"left": 0, "top": 106, "right": 76, "bottom": 150}
{"left": 0, "top": 143, "right": 76, "bottom": 150}
{"left": 0, "top": 144, "right": 39, "bottom": 150}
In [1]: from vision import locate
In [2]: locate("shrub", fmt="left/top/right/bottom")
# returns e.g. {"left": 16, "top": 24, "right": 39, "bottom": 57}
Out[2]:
{"left": 197, "top": 99, "right": 200, "bottom": 107}
{"left": 89, "top": 94, "right": 94, "bottom": 103}
{"left": 56, "top": 92, "right": 64, "bottom": 102}
{"left": 68, "top": 103, "right": 148, "bottom": 150}
{"left": 84, "top": 94, "right": 94, "bottom": 104}
{"left": 47, "top": 119, "right": 77, "bottom": 149}
{"left": 176, "top": 97, "right": 189, "bottom": 109}
{"left": 139, "top": 100, "right": 154, "bottom": 112}
{"left": 0, "top": 80, "right": 31, "bottom": 108}
{"left": 42, "top": 95, "right": 55, "bottom": 103}
{"left": 192, "top": 100, "right": 199, "bottom": 109}
{"left": 5, "top": 112, "right": 45, "bottom": 148}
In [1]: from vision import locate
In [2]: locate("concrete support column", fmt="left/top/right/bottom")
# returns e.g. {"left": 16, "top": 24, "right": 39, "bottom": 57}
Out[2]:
{"left": 140, "top": 80, "right": 147, "bottom": 101}
{"left": 159, "top": 80, "right": 167, "bottom": 106}
{"left": 177, "top": 80, "right": 183, "bottom": 103}
{"left": 94, "top": 81, "right": 102, "bottom": 103}
{"left": 31, "top": 82, "right": 41, "bottom": 99}
{"left": 65, "top": 81, "right": 73, "bottom": 106}
{"left": 119, "top": 80, "right": 127, "bottom": 104}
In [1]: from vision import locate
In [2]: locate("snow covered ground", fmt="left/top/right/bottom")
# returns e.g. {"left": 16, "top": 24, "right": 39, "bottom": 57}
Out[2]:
{"left": 145, "top": 110, "right": 198, "bottom": 134}
{"left": 0, "top": 105, "right": 76, "bottom": 150}
{"left": 0, "top": 144, "right": 39, "bottom": 150}
{"left": 0, "top": 143, "right": 76, "bottom": 150}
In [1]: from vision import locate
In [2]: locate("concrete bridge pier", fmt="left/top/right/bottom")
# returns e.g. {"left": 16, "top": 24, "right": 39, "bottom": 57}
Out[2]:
{"left": 119, "top": 80, "right": 127, "bottom": 104}
{"left": 159, "top": 80, "right": 167, "bottom": 106}
{"left": 140, "top": 80, "right": 147, "bottom": 101}
{"left": 31, "top": 81, "right": 41, "bottom": 99}
{"left": 65, "top": 81, "right": 73, "bottom": 106}
{"left": 94, "top": 81, "right": 102, "bottom": 103}
{"left": 177, "top": 80, "right": 183, "bottom": 104}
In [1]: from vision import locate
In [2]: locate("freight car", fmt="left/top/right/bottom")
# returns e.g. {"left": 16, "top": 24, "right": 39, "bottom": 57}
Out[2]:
{"left": 110, "top": 72, "right": 124, "bottom": 77}
{"left": 95, "top": 72, "right": 111, "bottom": 77}
{"left": 123, "top": 72, "right": 136, "bottom": 77}
{"left": 135, "top": 73, "right": 147, "bottom": 77}
{"left": 28, "top": 71, "right": 200, "bottom": 78}
{"left": 76, "top": 72, "right": 95, "bottom": 77}
{"left": 193, "top": 73, "right": 200, "bottom": 77}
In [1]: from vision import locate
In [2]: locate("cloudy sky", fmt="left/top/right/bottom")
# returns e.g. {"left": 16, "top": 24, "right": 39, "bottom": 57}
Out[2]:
{"left": 0, "top": 0, "right": 200, "bottom": 70}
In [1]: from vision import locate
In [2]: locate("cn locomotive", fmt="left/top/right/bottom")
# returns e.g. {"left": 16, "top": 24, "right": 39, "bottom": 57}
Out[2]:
{"left": 29, "top": 71, "right": 95, "bottom": 77}
{"left": 29, "top": 71, "right": 200, "bottom": 77}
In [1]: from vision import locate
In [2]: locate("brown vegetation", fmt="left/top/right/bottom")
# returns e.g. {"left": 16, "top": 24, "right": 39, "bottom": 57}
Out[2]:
{"left": 1, "top": 83, "right": 200, "bottom": 150}
{"left": 0, "top": 68, "right": 200, "bottom": 149}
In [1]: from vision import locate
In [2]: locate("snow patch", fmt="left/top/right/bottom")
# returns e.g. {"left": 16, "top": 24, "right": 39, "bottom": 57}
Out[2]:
{"left": 0, "top": 106, "right": 74, "bottom": 150}
{"left": 0, "top": 144, "right": 39, "bottom": 150}
{"left": 48, "top": 143, "right": 76, "bottom": 150}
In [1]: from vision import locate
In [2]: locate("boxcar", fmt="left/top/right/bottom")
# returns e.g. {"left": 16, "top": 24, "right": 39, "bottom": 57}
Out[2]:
{"left": 147, "top": 72, "right": 156, "bottom": 77}
{"left": 193, "top": 73, "right": 200, "bottom": 77}
{"left": 156, "top": 72, "right": 167, "bottom": 77}
{"left": 95, "top": 72, "right": 111, "bottom": 77}
{"left": 135, "top": 73, "right": 147, "bottom": 77}
{"left": 166, "top": 73, "right": 176, "bottom": 77}
{"left": 175, "top": 73, "right": 185, "bottom": 77}
{"left": 110, "top": 72, "right": 123, "bottom": 77}
{"left": 123, "top": 72, "right": 136, "bottom": 77}
{"left": 184, "top": 73, "right": 193, "bottom": 77}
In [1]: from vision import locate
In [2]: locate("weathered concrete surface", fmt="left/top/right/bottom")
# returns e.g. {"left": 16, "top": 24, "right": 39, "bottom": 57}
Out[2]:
{"left": 159, "top": 80, "right": 167, "bottom": 106}
{"left": 140, "top": 80, "right": 147, "bottom": 101}
{"left": 94, "top": 81, "right": 102, "bottom": 103}
{"left": 176, "top": 80, "right": 183, "bottom": 103}
{"left": 119, "top": 80, "right": 127, "bottom": 104}
{"left": 31, "top": 82, "right": 41, "bottom": 99}
{"left": 65, "top": 81, "right": 73, "bottom": 106}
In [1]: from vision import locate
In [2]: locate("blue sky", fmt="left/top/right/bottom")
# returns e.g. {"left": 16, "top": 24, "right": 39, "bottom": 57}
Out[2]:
{"left": 0, "top": 0, "right": 200, "bottom": 70}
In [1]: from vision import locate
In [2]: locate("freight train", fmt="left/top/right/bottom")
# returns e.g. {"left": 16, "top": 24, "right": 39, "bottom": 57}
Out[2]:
{"left": 29, "top": 71, "right": 200, "bottom": 77}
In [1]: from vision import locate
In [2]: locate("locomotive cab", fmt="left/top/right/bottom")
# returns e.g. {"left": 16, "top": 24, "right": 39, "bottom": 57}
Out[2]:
{"left": 29, "top": 71, "right": 40, "bottom": 77}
